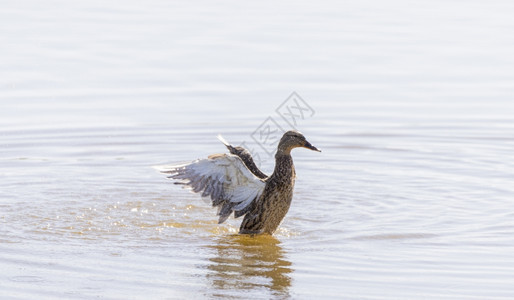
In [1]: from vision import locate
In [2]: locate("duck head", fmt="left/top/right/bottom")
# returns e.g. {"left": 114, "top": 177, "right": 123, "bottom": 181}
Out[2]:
{"left": 277, "top": 130, "right": 321, "bottom": 155}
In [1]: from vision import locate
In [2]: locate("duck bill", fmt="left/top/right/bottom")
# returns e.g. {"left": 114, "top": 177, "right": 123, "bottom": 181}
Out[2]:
{"left": 303, "top": 140, "right": 321, "bottom": 152}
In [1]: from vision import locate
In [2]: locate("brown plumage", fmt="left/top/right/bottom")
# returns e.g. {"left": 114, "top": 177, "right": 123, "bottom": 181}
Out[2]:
{"left": 156, "top": 130, "right": 321, "bottom": 235}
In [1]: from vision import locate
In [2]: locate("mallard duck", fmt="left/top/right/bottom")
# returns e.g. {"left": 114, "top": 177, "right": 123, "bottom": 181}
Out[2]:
{"left": 157, "top": 130, "right": 321, "bottom": 235}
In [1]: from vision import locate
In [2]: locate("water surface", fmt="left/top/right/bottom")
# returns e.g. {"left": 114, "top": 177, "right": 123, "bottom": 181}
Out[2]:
{"left": 2, "top": 0, "right": 514, "bottom": 299}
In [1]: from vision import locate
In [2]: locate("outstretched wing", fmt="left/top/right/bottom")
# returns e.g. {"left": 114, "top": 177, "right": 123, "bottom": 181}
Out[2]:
{"left": 217, "top": 135, "right": 268, "bottom": 179}
{"left": 155, "top": 154, "right": 265, "bottom": 224}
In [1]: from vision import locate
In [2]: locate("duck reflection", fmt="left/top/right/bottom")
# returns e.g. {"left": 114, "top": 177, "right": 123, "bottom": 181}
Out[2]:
{"left": 206, "top": 234, "right": 292, "bottom": 298}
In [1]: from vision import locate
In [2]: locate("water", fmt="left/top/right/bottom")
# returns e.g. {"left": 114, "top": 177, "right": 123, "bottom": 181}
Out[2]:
{"left": 2, "top": 0, "right": 514, "bottom": 299}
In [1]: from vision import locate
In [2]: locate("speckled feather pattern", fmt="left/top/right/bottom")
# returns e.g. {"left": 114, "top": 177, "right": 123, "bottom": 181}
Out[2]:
{"left": 229, "top": 147, "right": 268, "bottom": 180}
{"left": 159, "top": 130, "right": 320, "bottom": 235}
{"left": 239, "top": 154, "right": 296, "bottom": 235}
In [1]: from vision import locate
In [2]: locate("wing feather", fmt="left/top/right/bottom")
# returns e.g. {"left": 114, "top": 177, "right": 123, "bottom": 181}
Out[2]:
{"left": 155, "top": 154, "right": 265, "bottom": 223}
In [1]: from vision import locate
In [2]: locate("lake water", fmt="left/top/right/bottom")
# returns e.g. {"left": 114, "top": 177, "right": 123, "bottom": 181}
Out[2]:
{"left": 2, "top": 0, "right": 514, "bottom": 299}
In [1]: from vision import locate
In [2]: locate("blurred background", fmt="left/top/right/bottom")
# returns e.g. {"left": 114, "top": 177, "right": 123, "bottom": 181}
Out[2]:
{"left": 1, "top": 0, "right": 514, "bottom": 299}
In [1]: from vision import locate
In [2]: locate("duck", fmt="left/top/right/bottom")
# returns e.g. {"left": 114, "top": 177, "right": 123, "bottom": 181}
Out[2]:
{"left": 156, "top": 130, "right": 321, "bottom": 235}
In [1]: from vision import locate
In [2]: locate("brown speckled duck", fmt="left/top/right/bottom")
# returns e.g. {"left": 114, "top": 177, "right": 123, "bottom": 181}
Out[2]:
{"left": 157, "top": 130, "right": 321, "bottom": 235}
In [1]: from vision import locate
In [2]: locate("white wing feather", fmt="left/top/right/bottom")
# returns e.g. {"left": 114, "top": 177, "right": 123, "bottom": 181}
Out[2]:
{"left": 155, "top": 154, "right": 265, "bottom": 223}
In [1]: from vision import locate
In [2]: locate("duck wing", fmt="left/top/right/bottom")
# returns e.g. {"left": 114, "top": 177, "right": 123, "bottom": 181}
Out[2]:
{"left": 155, "top": 153, "right": 266, "bottom": 224}
{"left": 217, "top": 135, "right": 268, "bottom": 179}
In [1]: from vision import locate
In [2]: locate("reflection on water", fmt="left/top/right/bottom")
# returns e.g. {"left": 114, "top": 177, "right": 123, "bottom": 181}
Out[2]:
{"left": 206, "top": 235, "right": 292, "bottom": 299}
